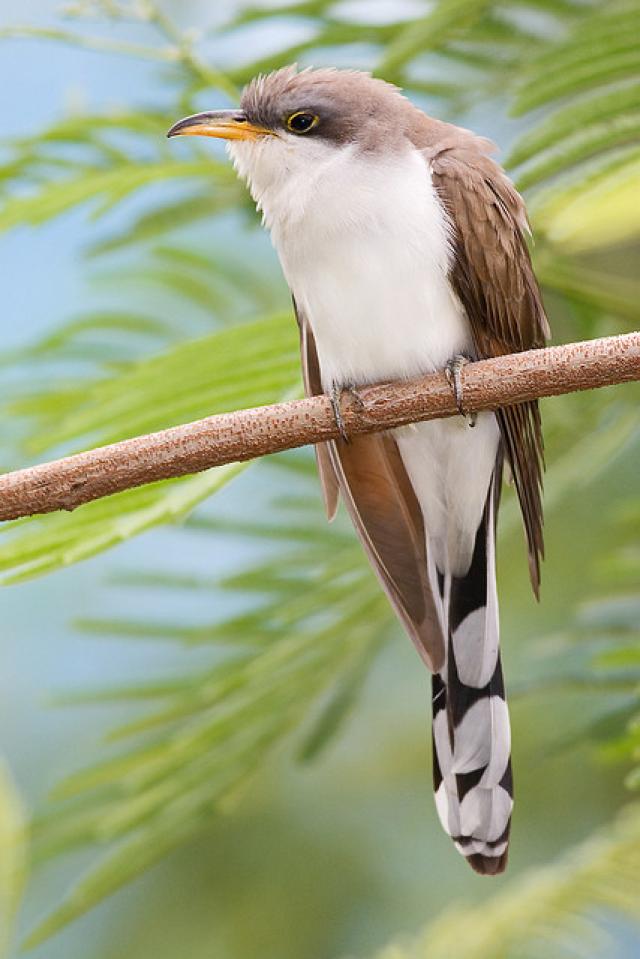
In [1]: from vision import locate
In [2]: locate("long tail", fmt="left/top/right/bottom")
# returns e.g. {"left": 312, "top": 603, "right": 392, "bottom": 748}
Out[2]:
{"left": 431, "top": 470, "right": 513, "bottom": 875}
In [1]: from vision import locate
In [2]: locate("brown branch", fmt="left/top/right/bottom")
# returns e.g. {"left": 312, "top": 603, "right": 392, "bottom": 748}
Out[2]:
{"left": 1, "top": 332, "right": 638, "bottom": 523}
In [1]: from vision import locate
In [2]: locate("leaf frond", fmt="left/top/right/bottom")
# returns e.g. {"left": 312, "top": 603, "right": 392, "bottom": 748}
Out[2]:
{"left": 373, "top": 806, "right": 640, "bottom": 959}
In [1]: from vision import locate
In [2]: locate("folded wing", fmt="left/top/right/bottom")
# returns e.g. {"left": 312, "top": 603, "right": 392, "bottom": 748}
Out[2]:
{"left": 294, "top": 300, "right": 446, "bottom": 672}
{"left": 431, "top": 141, "right": 549, "bottom": 594}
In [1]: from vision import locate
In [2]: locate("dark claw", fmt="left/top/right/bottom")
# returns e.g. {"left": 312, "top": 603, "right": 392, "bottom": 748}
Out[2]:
{"left": 445, "top": 355, "right": 477, "bottom": 428}
{"left": 346, "top": 386, "right": 365, "bottom": 411}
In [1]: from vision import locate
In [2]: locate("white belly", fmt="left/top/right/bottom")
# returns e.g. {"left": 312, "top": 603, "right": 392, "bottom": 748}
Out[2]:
{"left": 272, "top": 143, "right": 471, "bottom": 389}
{"left": 396, "top": 414, "right": 499, "bottom": 574}
{"left": 290, "top": 229, "right": 471, "bottom": 391}
{"left": 247, "top": 140, "right": 499, "bottom": 572}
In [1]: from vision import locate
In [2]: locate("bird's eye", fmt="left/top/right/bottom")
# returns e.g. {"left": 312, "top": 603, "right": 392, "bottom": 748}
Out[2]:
{"left": 286, "top": 112, "right": 319, "bottom": 134}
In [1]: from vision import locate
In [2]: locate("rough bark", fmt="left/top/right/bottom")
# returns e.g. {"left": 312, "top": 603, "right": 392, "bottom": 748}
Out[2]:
{"left": 0, "top": 332, "right": 638, "bottom": 523}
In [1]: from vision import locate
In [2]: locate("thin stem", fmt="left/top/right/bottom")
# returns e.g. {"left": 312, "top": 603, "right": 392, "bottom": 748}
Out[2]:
{"left": 145, "top": 3, "right": 240, "bottom": 100}
{"left": 0, "top": 26, "right": 176, "bottom": 62}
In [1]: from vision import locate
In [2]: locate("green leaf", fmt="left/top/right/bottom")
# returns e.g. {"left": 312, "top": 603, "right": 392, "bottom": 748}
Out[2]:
{"left": 532, "top": 149, "right": 640, "bottom": 250}
{"left": 500, "top": 405, "right": 640, "bottom": 537}
{"left": 581, "top": 597, "right": 640, "bottom": 633}
{"left": 11, "top": 110, "right": 169, "bottom": 148}
{"left": 0, "top": 25, "right": 176, "bottom": 63}
{"left": 380, "top": 0, "right": 491, "bottom": 73}
{"left": 23, "top": 809, "right": 207, "bottom": 950}
{"left": 12, "top": 313, "right": 298, "bottom": 452}
{"left": 372, "top": 806, "right": 640, "bottom": 959}
{"left": 0, "top": 315, "right": 301, "bottom": 583}
{"left": 535, "top": 255, "right": 640, "bottom": 323}
{"left": 0, "top": 761, "right": 27, "bottom": 958}
{"left": 24, "top": 494, "right": 391, "bottom": 942}
{"left": 0, "top": 161, "right": 230, "bottom": 232}
{"left": 296, "top": 637, "right": 383, "bottom": 762}
{"left": 0, "top": 467, "right": 243, "bottom": 585}
{"left": 505, "top": 0, "right": 640, "bottom": 240}
{"left": 516, "top": 45, "right": 640, "bottom": 113}
{"left": 508, "top": 82, "right": 640, "bottom": 167}
{"left": 514, "top": 1, "right": 640, "bottom": 113}
{"left": 0, "top": 312, "right": 177, "bottom": 370}
{"left": 516, "top": 112, "right": 640, "bottom": 191}
{"left": 86, "top": 192, "right": 245, "bottom": 256}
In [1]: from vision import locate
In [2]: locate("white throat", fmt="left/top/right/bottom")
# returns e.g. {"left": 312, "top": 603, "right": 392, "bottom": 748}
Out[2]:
{"left": 229, "top": 135, "right": 472, "bottom": 387}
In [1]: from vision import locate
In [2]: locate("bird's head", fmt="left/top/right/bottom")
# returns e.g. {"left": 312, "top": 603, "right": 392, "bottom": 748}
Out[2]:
{"left": 168, "top": 66, "right": 412, "bottom": 217}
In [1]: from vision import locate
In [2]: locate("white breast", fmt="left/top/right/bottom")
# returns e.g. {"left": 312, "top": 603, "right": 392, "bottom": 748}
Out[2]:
{"left": 228, "top": 136, "right": 499, "bottom": 573}
{"left": 237, "top": 140, "right": 471, "bottom": 388}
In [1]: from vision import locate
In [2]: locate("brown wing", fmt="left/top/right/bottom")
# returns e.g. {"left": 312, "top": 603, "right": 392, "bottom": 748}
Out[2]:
{"left": 431, "top": 142, "right": 550, "bottom": 596}
{"left": 294, "top": 298, "right": 339, "bottom": 521}
{"left": 293, "top": 299, "right": 445, "bottom": 672}
{"left": 328, "top": 433, "right": 445, "bottom": 672}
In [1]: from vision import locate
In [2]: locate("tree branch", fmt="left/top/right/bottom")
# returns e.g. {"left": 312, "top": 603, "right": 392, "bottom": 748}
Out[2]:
{"left": 1, "top": 332, "right": 638, "bottom": 523}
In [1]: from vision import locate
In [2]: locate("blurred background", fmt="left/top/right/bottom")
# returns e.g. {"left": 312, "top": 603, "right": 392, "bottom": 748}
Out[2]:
{"left": 0, "top": 1, "right": 639, "bottom": 957}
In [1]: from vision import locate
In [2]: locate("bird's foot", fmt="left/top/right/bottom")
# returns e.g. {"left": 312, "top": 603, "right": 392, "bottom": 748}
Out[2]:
{"left": 330, "top": 383, "right": 349, "bottom": 442}
{"left": 445, "top": 355, "right": 476, "bottom": 428}
{"left": 329, "top": 383, "right": 364, "bottom": 443}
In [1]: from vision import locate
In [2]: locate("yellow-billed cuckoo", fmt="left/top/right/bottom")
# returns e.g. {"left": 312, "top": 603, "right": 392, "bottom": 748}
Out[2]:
{"left": 168, "top": 66, "right": 550, "bottom": 875}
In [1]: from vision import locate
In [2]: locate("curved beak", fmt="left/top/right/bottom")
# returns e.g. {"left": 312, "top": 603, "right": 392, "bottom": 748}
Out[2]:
{"left": 167, "top": 110, "right": 272, "bottom": 142}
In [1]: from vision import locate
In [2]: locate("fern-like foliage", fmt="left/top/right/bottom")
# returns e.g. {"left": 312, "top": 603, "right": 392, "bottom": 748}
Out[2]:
{"left": 0, "top": 762, "right": 26, "bottom": 959}
{"left": 373, "top": 805, "right": 640, "bottom": 959}
{"left": 0, "top": 311, "right": 300, "bottom": 582}
{"left": 20, "top": 411, "right": 640, "bottom": 943}
{"left": 508, "top": 0, "right": 640, "bottom": 252}
{"left": 0, "top": 0, "right": 636, "bottom": 585}
{"left": 569, "top": 501, "right": 640, "bottom": 791}
{"left": 23, "top": 473, "right": 391, "bottom": 946}
{"left": 0, "top": 0, "right": 638, "bottom": 950}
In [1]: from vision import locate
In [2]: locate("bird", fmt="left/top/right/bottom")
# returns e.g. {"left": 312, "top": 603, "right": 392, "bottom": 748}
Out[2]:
{"left": 168, "top": 65, "right": 550, "bottom": 875}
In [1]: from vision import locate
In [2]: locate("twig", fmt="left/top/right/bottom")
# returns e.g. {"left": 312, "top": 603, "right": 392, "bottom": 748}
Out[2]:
{"left": 145, "top": 3, "right": 240, "bottom": 100}
{"left": 0, "top": 26, "right": 178, "bottom": 62}
{"left": 0, "top": 332, "right": 638, "bottom": 523}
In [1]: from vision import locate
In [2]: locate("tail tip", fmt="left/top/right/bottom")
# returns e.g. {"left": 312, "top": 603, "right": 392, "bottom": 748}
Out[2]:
{"left": 466, "top": 850, "right": 509, "bottom": 876}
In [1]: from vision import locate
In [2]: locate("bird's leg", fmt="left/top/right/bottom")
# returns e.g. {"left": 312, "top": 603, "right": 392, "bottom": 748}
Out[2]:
{"left": 329, "top": 382, "right": 365, "bottom": 443}
{"left": 330, "top": 382, "right": 350, "bottom": 442}
{"left": 345, "top": 383, "right": 366, "bottom": 411}
{"left": 445, "top": 354, "right": 476, "bottom": 428}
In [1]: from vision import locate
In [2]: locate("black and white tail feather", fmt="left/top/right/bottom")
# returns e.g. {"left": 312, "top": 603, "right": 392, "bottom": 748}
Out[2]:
{"left": 431, "top": 462, "right": 513, "bottom": 875}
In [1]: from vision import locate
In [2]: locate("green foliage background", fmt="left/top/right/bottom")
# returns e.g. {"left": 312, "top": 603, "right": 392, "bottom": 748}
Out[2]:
{"left": 0, "top": 1, "right": 639, "bottom": 957}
